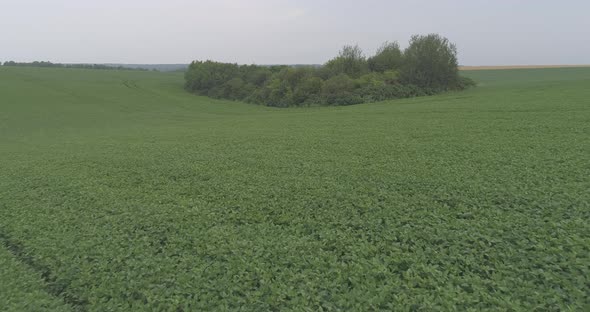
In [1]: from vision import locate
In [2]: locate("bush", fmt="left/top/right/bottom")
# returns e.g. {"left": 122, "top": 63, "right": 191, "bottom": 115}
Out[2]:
{"left": 293, "top": 77, "right": 323, "bottom": 104}
{"left": 356, "top": 72, "right": 386, "bottom": 88}
{"left": 322, "top": 74, "right": 357, "bottom": 96}
{"left": 456, "top": 76, "right": 477, "bottom": 90}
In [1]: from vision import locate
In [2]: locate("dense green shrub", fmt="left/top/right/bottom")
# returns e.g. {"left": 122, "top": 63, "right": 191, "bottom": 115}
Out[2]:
{"left": 457, "top": 76, "right": 478, "bottom": 89}
{"left": 185, "top": 34, "right": 474, "bottom": 107}
{"left": 293, "top": 77, "right": 323, "bottom": 104}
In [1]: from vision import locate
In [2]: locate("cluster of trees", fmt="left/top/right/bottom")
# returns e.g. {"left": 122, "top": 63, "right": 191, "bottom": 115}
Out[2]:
{"left": 2, "top": 61, "right": 148, "bottom": 71}
{"left": 185, "top": 34, "right": 475, "bottom": 107}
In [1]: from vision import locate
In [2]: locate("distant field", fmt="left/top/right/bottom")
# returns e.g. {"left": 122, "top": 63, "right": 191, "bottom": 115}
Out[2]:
{"left": 0, "top": 66, "right": 589, "bottom": 310}
{"left": 461, "top": 64, "right": 590, "bottom": 70}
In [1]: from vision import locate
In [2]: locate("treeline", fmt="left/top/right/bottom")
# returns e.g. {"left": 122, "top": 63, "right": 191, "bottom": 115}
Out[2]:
{"left": 185, "top": 34, "right": 476, "bottom": 107}
{"left": 2, "top": 61, "right": 148, "bottom": 71}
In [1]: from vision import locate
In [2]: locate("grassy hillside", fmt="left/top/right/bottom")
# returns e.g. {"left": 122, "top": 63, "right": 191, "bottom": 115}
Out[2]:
{"left": 1, "top": 66, "right": 589, "bottom": 310}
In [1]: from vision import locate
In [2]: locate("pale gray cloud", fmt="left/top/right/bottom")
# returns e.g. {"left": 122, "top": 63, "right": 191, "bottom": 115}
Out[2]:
{"left": 1, "top": 0, "right": 588, "bottom": 65}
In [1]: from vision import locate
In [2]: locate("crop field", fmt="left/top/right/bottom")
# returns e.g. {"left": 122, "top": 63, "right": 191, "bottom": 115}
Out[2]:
{"left": 1, "top": 66, "right": 589, "bottom": 310}
{"left": 460, "top": 65, "right": 590, "bottom": 70}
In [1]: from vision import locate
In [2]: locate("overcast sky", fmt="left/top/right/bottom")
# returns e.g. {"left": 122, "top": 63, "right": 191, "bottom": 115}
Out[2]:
{"left": 1, "top": 0, "right": 588, "bottom": 65}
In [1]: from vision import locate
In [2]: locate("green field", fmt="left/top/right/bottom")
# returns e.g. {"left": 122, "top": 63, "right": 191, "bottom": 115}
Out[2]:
{"left": 1, "top": 66, "right": 589, "bottom": 311}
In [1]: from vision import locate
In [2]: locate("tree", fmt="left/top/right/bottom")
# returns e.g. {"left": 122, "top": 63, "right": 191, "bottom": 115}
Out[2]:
{"left": 368, "top": 41, "right": 403, "bottom": 73}
{"left": 265, "top": 78, "right": 293, "bottom": 107}
{"left": 241, "top": 65, "right": 272, "bottom": 86}
{"left": 324, "top": 45, "right": 368, "bottom": 78}
{"left": 401, "top": 34, "right": 459, "bottom": 90}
